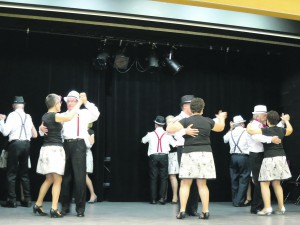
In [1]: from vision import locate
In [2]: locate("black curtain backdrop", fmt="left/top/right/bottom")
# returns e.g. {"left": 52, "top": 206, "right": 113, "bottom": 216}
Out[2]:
{"left": 0, "top": 30, "right": 298, "bottom": 202}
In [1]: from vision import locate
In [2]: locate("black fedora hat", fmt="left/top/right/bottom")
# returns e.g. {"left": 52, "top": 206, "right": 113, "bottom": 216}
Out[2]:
{"left": 180, "top": 95, "right": 194, "bottom": 106}
{"left": 13, "top": 96, "right": 25, "bottom": 104}
{"left": 154, "top": 115, "right": 165, "bottom": 125}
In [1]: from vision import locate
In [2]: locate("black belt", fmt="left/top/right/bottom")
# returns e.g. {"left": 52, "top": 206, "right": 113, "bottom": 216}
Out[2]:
{"left": 231, "top": 153, "right": 248, "bottom": 156}
{"left": 64, "top": 138, "right": 83, "bottom": 143}
{"left": 152, "top": 153, "right": 167, "bottom": 155}
{"left": 10, "top": 140, "right": 29, "bottom": 144}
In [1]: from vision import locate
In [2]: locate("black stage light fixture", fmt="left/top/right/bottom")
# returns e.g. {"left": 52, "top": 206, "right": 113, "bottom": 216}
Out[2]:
{"left": 114, "top": 51, "right": 130, "bottom": 70}
{"left": 146, "top": 43, "right": 160, "bottom": 73}
{"left": 147, "top": 51, "right": 160, "bottom": 73}
{"left": 114, "top": 40, "right": 130, "bottom": 70}
{"left": 162, "top": 50, "right": 183, "bottom": 75}
{"left": 93, "top": 49, "right": 110, "bottom": 71}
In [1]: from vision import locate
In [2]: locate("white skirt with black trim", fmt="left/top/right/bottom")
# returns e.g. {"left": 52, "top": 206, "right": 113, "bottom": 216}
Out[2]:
{"left": 36, "top": 145, "right": 65, "bottom": 175}
{"left": 258, "top": 156, "right": 291, "bottom": 181}
{"left": 179, "top": 151, "right": 216, "bottom": 179}
{"left": 168, "top": 152, "right": 179, "bottom": 175}
{"left": 86, "top": 148, "right": 94, "bottom": 174}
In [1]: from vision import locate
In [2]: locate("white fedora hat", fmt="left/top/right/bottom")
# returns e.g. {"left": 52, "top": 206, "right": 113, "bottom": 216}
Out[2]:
{"left": 64, "top": 90, "right": 79, "bottom": 102}
{"left": 252, "top": 105, "right": 267, "bottom": 114}
{"left": 233, "top": 115, "right": 246, "bottom": 124}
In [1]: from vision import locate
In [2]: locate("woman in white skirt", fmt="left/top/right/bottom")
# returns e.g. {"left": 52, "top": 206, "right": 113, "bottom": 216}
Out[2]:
{"left": 167, "top": 98, "right": 227, "bottom": 220}
{"left": 34, "top": 94, "right": 82, "bottom": 218}
{"left": 247, "top": 111, "right": 293, "bottom": 215}
{"left": 85, "top": 123, "right": 97, "bottom": 203}
{"left": 166, "top": 115, "right": 179, "bottom": 204}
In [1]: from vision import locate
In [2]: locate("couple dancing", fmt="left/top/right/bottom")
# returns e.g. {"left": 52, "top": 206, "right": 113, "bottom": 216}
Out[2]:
{"left": 34, "top": 91, "right": 100, "bottom": 218}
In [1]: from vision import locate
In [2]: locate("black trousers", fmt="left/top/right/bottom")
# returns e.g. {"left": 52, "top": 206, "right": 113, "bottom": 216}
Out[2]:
{"left": 61, "top": 139, "right": 86, "bottom": 213}
{"left": 229, "top": 154, "right": 251, "bottom": 206}
{"left": 148, "top": 154, "right": 168, "bottom": 201}
{"left": 6, "top": 140, "right": 31, "bottom": 202}
{"left": 177, "top": 146, "right": 199, "bottom": 214}
{"left": 249, "top": 152, "right": 264, "bottom": 211}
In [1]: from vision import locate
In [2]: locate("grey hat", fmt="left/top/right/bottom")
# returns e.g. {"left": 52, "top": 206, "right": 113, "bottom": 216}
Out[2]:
{"left": 180, "top": 95, "right": 194, "bottom": 106}
{"left": 13, "top": 96, "right": 25, "bottom": 104}
{"left": 154, "top": 115, "right": 165, "bottom": 125}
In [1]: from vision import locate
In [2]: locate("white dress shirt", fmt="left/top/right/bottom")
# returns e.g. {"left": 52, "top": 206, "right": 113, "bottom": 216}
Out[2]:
{"left": 223, "top": 126, "right": 251, "bottom": 154}
{"left": 172, "top": 111, "right": 190, "bottom": 147}
{"left": 63, "top": 102, "right": 100, "bottom": 140}
{"left": 142, "top": 127, "right": 177, "bottom": 156}
{"left": 248, "top": 120, "right": 274, "bottom": 153}
{"left": 0, "top": 108, "right": 34, "bottom": 141}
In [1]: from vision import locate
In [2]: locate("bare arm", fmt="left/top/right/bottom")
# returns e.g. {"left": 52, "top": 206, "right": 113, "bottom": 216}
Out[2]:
{"left": 89, "top": 134, "right": 95, "bottom": 145}
{"left": 212, "top": 111, "right": 227, "bottom": 132}
{"left": 281, "top": 114, "right": 293, "bottom": 136}
{"left": 166, "top": 121, "right": 184, "bottom": 134}
{"left": 246, "top": 123, "right": 262, "bottom": 135}
{"left": 39, "top": 122, "right": 47, "bottom": 136}
{"left": 55, "top": 99, "right": 83, "bottom": 122}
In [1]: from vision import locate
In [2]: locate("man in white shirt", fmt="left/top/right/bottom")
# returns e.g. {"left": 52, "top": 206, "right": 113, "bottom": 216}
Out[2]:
{"left": 223, "top": 115, "right": 251, "bottom": 207}
{"left": 0, "top": 96, "right": 37, "bottom": 208}
{"left": 142, "top": 116, "right": 177, "bottom": 205}
{"left": 40, "top": 91, "right": 100, "bottom": 217}
{"left": 61, "top": 91, "right": 100, "bottom": 217}
{"left": 247, "top": 105, "right": 281, "bottom": 214}
{"left": 173, "top": 95, "right": 200, "bottom": 216}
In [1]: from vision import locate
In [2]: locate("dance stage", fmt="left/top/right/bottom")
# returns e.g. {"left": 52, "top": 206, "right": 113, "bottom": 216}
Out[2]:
{"left": 0, "top": 201, "right": 299, "bottom": 225}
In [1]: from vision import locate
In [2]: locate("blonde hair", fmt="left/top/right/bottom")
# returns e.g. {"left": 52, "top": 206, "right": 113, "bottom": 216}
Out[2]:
{"left": 166, "top": 115, "right": 174, "bottom": 125}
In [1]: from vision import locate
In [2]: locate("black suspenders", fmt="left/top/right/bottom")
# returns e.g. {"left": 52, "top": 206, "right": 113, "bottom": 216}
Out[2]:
{"left": 231, "top": 130, "right": 245, "bottom": 153}
{"left": 16, "top": 112, "right": 27, "bottom": 140}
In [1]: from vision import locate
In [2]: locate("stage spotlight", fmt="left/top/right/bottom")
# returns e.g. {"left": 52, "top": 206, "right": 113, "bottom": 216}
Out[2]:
{"left": 114, "top": 51, "right": 130, "bottom": 70}
{"left": 162, "top": 51, "right": 183, "bottom": 75}
{"left": 93, "top": 49, "right": 110, "bottom": 71}
{"left": 114, "top": 40, "right": 130, "bottom": 70}
{"left": 147, "top": 51, "right": 160, "bottom": 73}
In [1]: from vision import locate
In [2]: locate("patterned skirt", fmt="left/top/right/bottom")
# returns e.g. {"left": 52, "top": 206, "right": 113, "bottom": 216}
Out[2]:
{"left": 86, "top": 148, "right": 94, "bottom": 174}
{"left": 168, "top": 152, "right": 179, "bottom": 175}
{"left": 258, "top": 156, "right": 291, "bottom": 181}
{"left": 36, "top": 145, "right": 65, "bottom": 175}
{"left": 179, "top": 151, "right": 216, "bottom": 179}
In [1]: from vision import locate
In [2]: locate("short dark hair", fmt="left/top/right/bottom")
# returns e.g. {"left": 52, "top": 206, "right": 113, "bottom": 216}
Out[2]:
{"left": 267, "top": 110, "right": 280, "bottom": 125}
{"left": 190, "top": 98, "right": 205, "bottom": 113}
{"left": 45, "top": 94, "right": 59, "bottom": 109}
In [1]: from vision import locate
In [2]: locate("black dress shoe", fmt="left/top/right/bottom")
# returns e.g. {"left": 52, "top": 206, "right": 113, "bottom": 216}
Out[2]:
{"left": 77, "top": 212, "right": 85, "bottom": 217}
{"left": 176, "top": 211, "right": 186, "bottom": 219}
{"left": 1, "top": 201, "right": 17, "bottom": 208}
{"left": 33, "top": 204, "right": 48, "bottom": 216}
{"left": 199, "top": 212, "right": 210, "bottom": 219}
{"left": 250, "top": 209, "right": 261, "bottom": 214}
{"left": 61, "top": 208, "right": 70, "bottom": 216}
{"left": 150, "top": 200, "right": 157, "bottom": 204}
{"left": 50, "top": 208, "right": 63, "bottom": 218}
{"left": 20, "top": 201, "right": 32, "bottom": 207}
{"left": 158, "top": 198, "right": 166, "bottom": 205}
{"left": 243, "top": 200, "right": 252, "bottom": 206}
{"left": 233, "top": 203, "right": 247, "bottom": 207}
{"left": 187, "top": 211, "right": 200, "bottom": 216}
